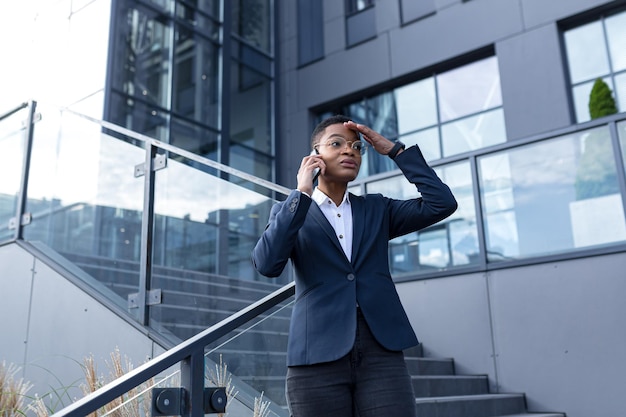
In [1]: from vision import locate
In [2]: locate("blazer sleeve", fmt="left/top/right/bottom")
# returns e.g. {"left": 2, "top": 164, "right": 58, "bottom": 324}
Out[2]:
{"left": 387, "top": 145, "right": 458, "bottom": 239}
{"left": 251, "top": 190, "right": 312, "bottom": 277}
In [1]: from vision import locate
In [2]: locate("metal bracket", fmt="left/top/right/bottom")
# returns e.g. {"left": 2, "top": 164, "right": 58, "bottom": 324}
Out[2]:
{"left": 21, "top": 112, "right": 42, "bottom": 127}
{"left": 134, "top": 153, "right": 167, "bottom": 178}
{"left": 128, "top": 288, "right": 162, "bottom": 309}
{"left": 151, "top": 387, "right": 227, "bottom": 416}
{"left": 8, "top": 213, "right": 31, "bottom": 230}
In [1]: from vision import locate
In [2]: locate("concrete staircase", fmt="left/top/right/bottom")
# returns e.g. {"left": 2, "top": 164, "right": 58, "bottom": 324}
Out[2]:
{"left": 404, "top": 345, "right": 564, "bottom": 417}
{"left": 63, "top": 251, "right": 563, "bottom": 417}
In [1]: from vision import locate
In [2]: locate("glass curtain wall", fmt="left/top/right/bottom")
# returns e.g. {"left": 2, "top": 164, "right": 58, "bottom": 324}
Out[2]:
{"left": 105, "top": 0, "right": 275, "bottom": 181}
{"left": 564, "top": 8, "right": 626, "bottom": 123}
{"left": 319, "top": 55, "right": 505, "bottom": 177}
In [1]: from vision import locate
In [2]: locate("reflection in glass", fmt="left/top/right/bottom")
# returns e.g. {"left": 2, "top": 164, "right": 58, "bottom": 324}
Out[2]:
{"left": 232, "top": 0, "right": 272, "bottom": 53}
{"left": 564, "top": 20, "right": 609, "bottom": 84}
{"left": 367, "top": 160, "right": 479, "bottom": 277}
{"left": 395, "top": 78, "right": 437, "bottom": 134}
{"left": 173, "top": 26, "right": 220, "bottom": 129}
{"left": 605, "top": 11, "right": 626, "bottom": 72}
{"left": 400, "top": 128, "right": 440, "bottom": 161}
{"left": 619, "top": 121, "right": 626, "bottom": 176}
{"left": 572, "top": 78, "right": 604, "bottom": 124}
{"left": 113, "top": 5, "right": 172, "bottom": 108}
{"left": 479, "top": 126, "right": 626, "bottom": 261}
{"left": 0, "top": 112, "right": 26, "bottom": 242}
{"left": 150, "top": 152, "right": 289, "bottom": 339}
{"left": 615, "top": 72, "right": 626, "bottom": 114}
{"left": 441, "top": 108, "right": 506, "bottom": 156}
{"left": 437, "top": 56, "right": 502, "bottom": 122}
{"left": 22, "top": 107, "right": 146, "bottom": 313}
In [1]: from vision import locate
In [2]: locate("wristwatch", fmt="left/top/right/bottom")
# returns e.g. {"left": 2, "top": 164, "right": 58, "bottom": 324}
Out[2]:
{"left": 388, "top": 141, "right": 406, "bottom": 159}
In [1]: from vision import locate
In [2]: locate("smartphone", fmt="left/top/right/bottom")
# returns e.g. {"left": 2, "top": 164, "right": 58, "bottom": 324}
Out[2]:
{"left": 310, "top": 150, "right": 321, "bottom": 183}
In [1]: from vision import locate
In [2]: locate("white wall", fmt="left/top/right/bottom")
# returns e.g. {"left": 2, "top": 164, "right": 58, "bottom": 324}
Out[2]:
{"left": 0, "top": 243, "right": 166, "bottom": 412}
{"left": 398, "top": 252, "right": 626, "bottom": 417}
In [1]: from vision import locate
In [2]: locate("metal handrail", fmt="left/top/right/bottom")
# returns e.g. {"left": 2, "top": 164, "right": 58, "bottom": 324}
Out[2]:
{"left": 50, "top": 281, "right": 295, "bottom": 417}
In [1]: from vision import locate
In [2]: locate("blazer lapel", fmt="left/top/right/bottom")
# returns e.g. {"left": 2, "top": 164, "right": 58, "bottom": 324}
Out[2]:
{"left": 309, "top": 203, "right": 344, "bottom": 255}
{"left": 350, "top": 193, "right": 365, "bottom": 265}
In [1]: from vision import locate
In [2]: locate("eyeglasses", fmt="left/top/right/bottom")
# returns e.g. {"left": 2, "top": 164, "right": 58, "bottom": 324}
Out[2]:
{"left": 314, "top": 138, "right": 367, "bottom": 155}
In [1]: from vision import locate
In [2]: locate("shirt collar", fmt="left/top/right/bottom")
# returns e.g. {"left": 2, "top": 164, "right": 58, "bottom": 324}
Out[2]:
{"left": 312, "top": 187, "right": 351, "bottom": 207}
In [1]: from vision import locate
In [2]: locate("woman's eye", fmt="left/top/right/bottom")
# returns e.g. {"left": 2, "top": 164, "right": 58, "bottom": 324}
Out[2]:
{"left": 330, "top": 141, "right": 342, "bottom": 147}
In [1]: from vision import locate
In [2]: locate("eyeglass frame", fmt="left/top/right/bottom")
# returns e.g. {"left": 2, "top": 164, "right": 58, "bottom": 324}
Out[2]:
{"left": 313, "top": 137, "right": 368, "bottom": 155}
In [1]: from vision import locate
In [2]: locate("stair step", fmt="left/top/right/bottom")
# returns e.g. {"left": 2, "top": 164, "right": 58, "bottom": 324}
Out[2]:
{"left": 414, "top": 393, "right": 527, "bottom": 417}
{"left": 405, "top": 356, "right": 455, "bottom": 375}
{"left": 492, "top": 414, "right": 564, "bottom": 417}
{"left": 412, "top": 375, "right": 489, "bottom": 397}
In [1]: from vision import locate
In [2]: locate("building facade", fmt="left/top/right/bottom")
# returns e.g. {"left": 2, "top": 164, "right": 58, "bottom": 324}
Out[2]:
{"left": 1, "top": 1, "right": 626, "bottom": 416}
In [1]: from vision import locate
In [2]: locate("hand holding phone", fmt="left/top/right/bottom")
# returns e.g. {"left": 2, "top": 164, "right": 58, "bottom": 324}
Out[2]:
{"left": 310, "top": 150, "right": 321, "bottom": 183}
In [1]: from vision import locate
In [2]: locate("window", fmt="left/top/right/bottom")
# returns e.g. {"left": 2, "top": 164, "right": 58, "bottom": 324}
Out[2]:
{"left": 478, "top": 125, "right": 626, "bottom": 261}
{"left": 346, "top": 0, "right": 374, "bottom": 14}
{"left": 297, "top": 0, "right": 324, "bottom": 65}
{"left": 318, "top": 55, "right": 506, "bottom": 176}
{"left": 564, "top": 9, "right": 626, "bottom": 123}
{"left": 345, "top": 0, "right": 376, "bottom": 46}
{"left": 366, "top": 161, "right": 479, "bottom": 277}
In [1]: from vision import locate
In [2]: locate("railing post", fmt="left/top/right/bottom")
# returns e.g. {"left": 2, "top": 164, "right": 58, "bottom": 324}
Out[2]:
{"left": 137, "top": 142, "right": 158, "bottom": 325}
{"left": 14, "top": 100, "right": 37, "bottom": 240}
{"left": 180, "top": 350, "right": 205, "bottom": 417}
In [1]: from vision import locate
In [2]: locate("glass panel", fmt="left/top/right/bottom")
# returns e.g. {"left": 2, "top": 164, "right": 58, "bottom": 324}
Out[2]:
{"left": 108, "top": 92, "right": 170, "bottom": 142}
{"left": 395, "top": 77, "right": 437, "bottom": 134}
{"left": 0, "top": 108, "right": 27, "bottom": 242}
{"left": 22, "top": 105, "right": 146, "bottom": 313}
{"left": 175, "top": 3, "right": 220, "bottom": 40}
{"left": 605, "top": 11, "right": 626, "bottom": 72}
{"left": 615, "top": 72, "right": 626, "bottom": 113}
{"left": 149, "top": 150, "right": 290, "bottom": 340}
{"left": 564, "top": 20, "right": 610, "bottom": 84}
{"left": 111, "top": 3, "right": 172, "bottom": 109}
{"left": 366, "top": 161, "right": 478, "bottom": 277}
{"left": 441, "top": 108, "right": 506, "bottom": 156}
{"left": 171, "top": 116, "right": 219, "bottom": 158}
{"left": 205, "top": 299, "right": 294, "bottom": 414}
{"left": 400, "top": 128, "right": 440, "bottom": 161}
{"left": 572, "top": 78, "right": 602, "bottom": 124}
{"left": 229, "top": 59, "right": 273, "bottom": 177}
{"left": 232, "top": 0, "right": 272, "bottom": 53}
{"left": 619, "top": 120, "right": 626, "bottom": 176}
{"left": 479, "top": 126, "right": 626, "bottom": 262}
{"left": 437, "top": 56, "right": 502, "bottom": 122}
{"left": 172, "top": 26, "right": 220, "bottom": 129}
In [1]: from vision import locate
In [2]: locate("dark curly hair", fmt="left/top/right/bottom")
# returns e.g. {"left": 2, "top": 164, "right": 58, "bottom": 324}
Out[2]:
{"left": 310, "top": 115, "right": 352, "bottom": 148}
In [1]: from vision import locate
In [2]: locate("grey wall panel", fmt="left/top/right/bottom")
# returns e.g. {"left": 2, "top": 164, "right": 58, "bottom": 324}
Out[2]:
{"left": 496, "top": 23, "right": 572, "bottom": 141}
{"left": 377, "top": 0, "right": 401, "bottom": 32}
{"left": 397, "top": 252, "right": 626, "bottom": 417}
{"left": 298, "top": 35, "right": 392, "bottom": 108}
{"left": 488, "top": 255, "right": 626, "bottom": 417}
{"left": 388, "top": 0, "right": 524, "bottom": 79}
{"left": 398, "top": 273, "right": 498, "bottom": 390}
{"left": 0, "top": 245, "right": 35, "bottom": 368}
{"left": 521, "top": 0, "right": 623, "bottom": 28}
{"left": 0, "top": 243, "right": 162, "bottom": 404}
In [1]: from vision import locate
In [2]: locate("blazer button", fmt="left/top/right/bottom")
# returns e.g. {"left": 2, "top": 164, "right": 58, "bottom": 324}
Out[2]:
{"left": 347, "top": 273, "right": 355, "bottom": 281}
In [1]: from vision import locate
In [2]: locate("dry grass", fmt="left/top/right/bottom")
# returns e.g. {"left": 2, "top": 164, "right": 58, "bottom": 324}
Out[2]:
{"left": 253, "top": 392, "right": 271, "bottom": 417}
{"left": 4, "top": 351, "right": 269, "bottom": 417}
{"left": 206, "top": 354, "right": 239, "bottom": 417}
{"left": 80, "top": 347, "right": 154, "bottom": 417}
{"left": 0, "top": 361, "right": 33, "bottom": 417}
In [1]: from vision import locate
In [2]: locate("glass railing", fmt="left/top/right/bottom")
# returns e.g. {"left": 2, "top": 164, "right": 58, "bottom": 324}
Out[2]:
{"left": 6, "top": 100, "right": 292, "bottom": 342}
{"left": 0, "top": 103, "right": 29, "bottom": 242}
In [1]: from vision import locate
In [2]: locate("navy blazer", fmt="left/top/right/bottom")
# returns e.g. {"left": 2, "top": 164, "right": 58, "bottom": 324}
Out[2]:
{"left": 252, "top": 146, "right": 457, "bottom": 366}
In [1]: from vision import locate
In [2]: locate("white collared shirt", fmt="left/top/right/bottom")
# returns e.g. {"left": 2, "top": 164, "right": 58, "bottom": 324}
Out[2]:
{"left": 311, "top": 188, "right": 353, "bottom": 261}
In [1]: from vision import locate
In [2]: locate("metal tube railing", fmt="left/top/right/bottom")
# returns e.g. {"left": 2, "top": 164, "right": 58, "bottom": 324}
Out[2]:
{"left": 50, "top": 281, "right": 295, "bottom": 417}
